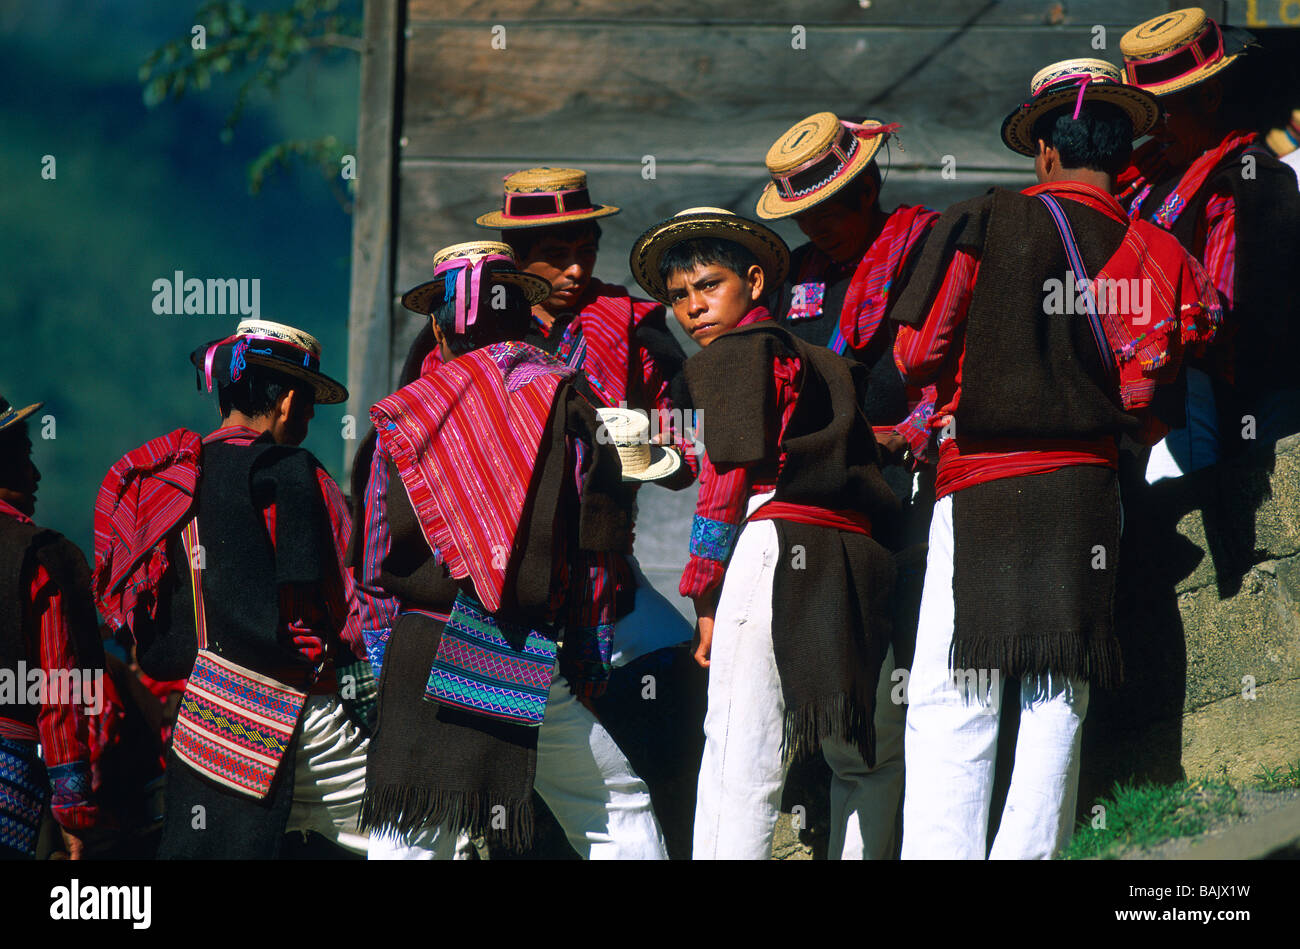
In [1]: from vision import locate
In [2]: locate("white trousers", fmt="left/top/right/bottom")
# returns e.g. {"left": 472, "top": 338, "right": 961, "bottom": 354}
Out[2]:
{"left": 901, "top": 495, "right": 1089, "bottom": 860}
{"left": 367, "top": 668, "right": 668, "bottom": 860}
{"left": 610, "top": 555, "right": 693, "bottom": 668}
{"left": 692, "top": 493, "right": 905, "bottom": 860}
{"left": 283, "top": 694, "right": 370, "bottom": 855}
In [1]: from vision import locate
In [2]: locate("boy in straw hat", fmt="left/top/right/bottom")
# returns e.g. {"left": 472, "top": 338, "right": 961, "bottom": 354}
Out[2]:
{"left": 0, "top": 390, "right": 105, "bottom": 858}
{"left": 478, "top": 166, "right": 696, "bottom": 692}
{"left": 1118, "top": 7, "right": 1300, "bottom": 476}
{"left": 758, "top": 112, "right": 939, "bottom": 477}
{"left": 92, "top": 319, "right": 371, "bottom": 858}
{"left": 358, "top": 241, "right": 670, "bottom": 859}
{"left": 757, "top": 111, "right": 941, "bottom": 856}
{"left": 889, "top": 58, "right": 1222, "bottom": 858}
{"left": 631, "top": 208, "right": 901, "bottom": 860}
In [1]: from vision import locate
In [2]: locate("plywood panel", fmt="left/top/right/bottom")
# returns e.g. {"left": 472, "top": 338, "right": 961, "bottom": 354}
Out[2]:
{"left": 410, "top": 0, "right": 1172, "bottom": 28}
{"left": 399, "top": 21, "right": 1143, "bottom": 168}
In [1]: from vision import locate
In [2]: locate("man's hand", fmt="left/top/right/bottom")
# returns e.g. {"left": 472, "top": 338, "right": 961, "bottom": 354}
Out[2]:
{"left": 874, "top": 431, "right": 909, "bottom": 465}
{"left": 58, "top": 829, "right": 85, "bottom": 860}
{"left": 693, "top": 615, "right": 715, "bottom": 668}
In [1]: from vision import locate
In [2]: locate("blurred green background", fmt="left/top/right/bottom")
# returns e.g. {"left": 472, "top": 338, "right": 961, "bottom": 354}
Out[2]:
{"left": 1, "top": 1, "right": 360, "bottom": 556}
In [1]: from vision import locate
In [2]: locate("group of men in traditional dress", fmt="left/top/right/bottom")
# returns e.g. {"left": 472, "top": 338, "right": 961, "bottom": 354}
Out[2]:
{"left": 2, "top": 8, "right": 1296, "bottom": 860}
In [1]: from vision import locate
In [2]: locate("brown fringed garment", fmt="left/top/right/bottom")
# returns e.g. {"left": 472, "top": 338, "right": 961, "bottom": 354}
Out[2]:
{"left": 685, "top": 323, "right": 899, "bottom": 766}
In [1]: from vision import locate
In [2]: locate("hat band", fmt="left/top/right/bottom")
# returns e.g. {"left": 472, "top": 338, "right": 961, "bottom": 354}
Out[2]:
{"left": 200, "top": 333, "right": 321, "bottom": 393}
{"left": 501, "top": 187, "right": 595, "bottom": 220}
{"left": 771, "top": 122, "right": 898, "bottom": 201}
{"left": 1124, "top": 21, "right": 1223, "bottom": 88}
{"left": 433, "top": 253, "right": 514, "bottom": 334}
{"left": 1027, "top": 72, "right": 1110, "bottom": 121}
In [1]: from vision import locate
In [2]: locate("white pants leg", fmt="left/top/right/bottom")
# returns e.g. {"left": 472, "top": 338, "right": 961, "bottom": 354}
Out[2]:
{"left": 1146, "top": 367, "right": 1221, "bottom": 482}
{"left": 902, "top": 494, "right": 1091, "bottom": 860}
{"left": 366, "top": 826, "right": 471, "bottom": 860}
{"left": 822, "top": 645, "right": 907, "bottom": 860}
{"left": 988, "top": 675, "right": 1089, "bottom": 860}
{"left": 284, "top": 694, "right": 370, "bottom": 855}
{"left": 530, "top": 668, "right": 668, "bottom": 859}
{"left": 610, "top": 555, "right": 693, "bottom": 668}
{"left": 692, "top": 494, "right": 785, "bottom": 860}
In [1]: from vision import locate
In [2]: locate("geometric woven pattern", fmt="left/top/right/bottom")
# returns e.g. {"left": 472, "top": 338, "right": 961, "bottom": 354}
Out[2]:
{"left": 424, "top": 593, "right": 557, "bottom": 727}
{"left": 0, "top": 738, "right": 45, "bottom": 857}
{"left": 172, "top": 650, "right": 306, "bottom": 799}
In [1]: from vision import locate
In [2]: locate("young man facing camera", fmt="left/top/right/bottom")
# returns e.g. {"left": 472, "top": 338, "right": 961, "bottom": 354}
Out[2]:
{"left": 630, "top": 209, "right": 900, "bottom": 860}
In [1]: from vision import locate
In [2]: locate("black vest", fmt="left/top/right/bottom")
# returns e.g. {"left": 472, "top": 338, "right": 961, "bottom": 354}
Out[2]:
{"left": 193, "top": 436, "right": 333, "bottom": 676}
{"left": 893, "top": 188, "right": 1139, "bottom": 442}
{"left": 1140, "top": 144, "right": 1300, "bottom": 403}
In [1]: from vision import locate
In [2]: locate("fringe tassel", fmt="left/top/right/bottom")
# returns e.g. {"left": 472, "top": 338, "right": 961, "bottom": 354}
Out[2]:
{"left": 782, "top": 692, "right": 877, "bottom": 768}
{"left": 359, "top": 783, "right": 536, "bottom": 852}
{"left": 950, "top": 635, "right": 1125, "bottom": 690}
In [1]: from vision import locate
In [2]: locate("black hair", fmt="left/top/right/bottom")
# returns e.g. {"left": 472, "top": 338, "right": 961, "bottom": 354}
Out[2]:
{"left": 825, "top": 162, "right": 883, "bottom": 212}
{"left": 432, "top": 282, "right": 533, "bottom": 356}
{"left": 657, "top": 237, "right": 761, "bottom": 288}
{"left": 504, "top": 220, "right": 602, "bottom": 262}
{"left": 1030, "top": 100, "right": 1134, "bottom": 176}
{"left": 0, "top": 420, "right": 31, "bottom": 490}
{"left": 216, "top": 364, "right": 306, "bottom": 419}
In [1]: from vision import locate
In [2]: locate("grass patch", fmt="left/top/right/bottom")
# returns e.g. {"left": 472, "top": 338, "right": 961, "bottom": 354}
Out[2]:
{"left": 1254, "top": 759, "right": 1300, "bottom": 791}
{"left": 1063, "top": 777, "right": 1241, "bottom": 860}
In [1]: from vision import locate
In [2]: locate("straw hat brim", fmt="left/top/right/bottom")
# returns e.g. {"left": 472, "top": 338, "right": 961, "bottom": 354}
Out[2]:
{"left": 475, "top": 204, "right": 620, "bottom": 230}
{"left": 400, "top": 269, "right": 553, "bottom": 317}
{"left": 1266, "top": 125, "right": 1298, "bottom": 158}
{"left": 1001, "top": 84, "right": 1162, "bottom": 157}
{"left": 629, "top": 212, "right": 790, "bottom": 306}
{"left": 622, "top": 444, "right": 683, "bottom": 482}
{"left": 243, "top": 355, "right": 348, "bottom": 406}
{"left": 0, "top": 401, "right": 44, "bottom": 436}
{"left": 754, "top": 133, "right": 885, "bottom": 220}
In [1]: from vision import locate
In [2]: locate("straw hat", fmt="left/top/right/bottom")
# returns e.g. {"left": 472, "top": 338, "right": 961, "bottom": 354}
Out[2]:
{"left": 595, "top": 407, "right": 682, "bottom": 482}
{"left": 475, "top": 167, "right": 620, "bottom": 230}
{"left": 1266, "top": 109, "right": 1300, "bottom": 158}
{"left": 1120, "top": 8, "right": 1251, "bottom": 97}
{"left": 400, "top": 240, "right": 552, "bottom": 317}
{"left": 0, "top": 391, "right": 43, "bottom": 437}
{"left": 628, "top": 207, "right": 790, "bottom": 306}
{"left": 1001, "top": 58, "right": 1161, "bottom": 157}
{"left": 755, "top": 112, "right": 895, "bottom": 220}
{"left": 192, "top": 319, "right": 348, "bottom": 405}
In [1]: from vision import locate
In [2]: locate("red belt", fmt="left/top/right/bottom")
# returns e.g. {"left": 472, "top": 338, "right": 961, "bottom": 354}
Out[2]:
{"left": 749, "top": 500, "right": 871, "bottom": 536}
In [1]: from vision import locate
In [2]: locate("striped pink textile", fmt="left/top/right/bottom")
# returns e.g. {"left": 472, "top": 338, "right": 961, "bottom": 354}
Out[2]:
{"left": 92, "top": 428, "right": 202, "bottom": 631}
{"left": 371, "top": 342, "right": 575, "bottom": 613}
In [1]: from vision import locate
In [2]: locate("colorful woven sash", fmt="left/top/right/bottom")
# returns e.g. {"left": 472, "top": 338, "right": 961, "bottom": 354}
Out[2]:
{"left": 171, "top": 518, "right": 310, "bottom": 799}
{"left": 424, "top": 592, "right": 558, "bottom": 727}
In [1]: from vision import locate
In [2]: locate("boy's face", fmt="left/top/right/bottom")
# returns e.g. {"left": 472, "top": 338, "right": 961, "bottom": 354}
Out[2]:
{"left": 793, "top": 185, "right": 876, "bottom": 264}
{"left": 518, "top": 229, "right": 599, "bottom": 314}
{"left": 666, "top": 262, "right": 765, "bottom": 347}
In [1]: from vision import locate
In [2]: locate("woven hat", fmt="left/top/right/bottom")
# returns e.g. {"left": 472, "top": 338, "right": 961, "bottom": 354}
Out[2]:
{"left": 0, "top": 391, "right": 43, "bottom": 438}
{"left": 1120, "top": 8, "right": 1251, "bottom": 97}
{"left": 594, "top": 407, "right": 682, "bottom": 482}
{"left": 629, "top": 207, "right": 790, "bottom": 306}
{"left": 192, "top": 319, "right": 348, "bottom": 406}
{"left": 475, "top": 167, "right": 620, "bottom": 230}
{"left": 400, "top": 241, "right": 552, "bottom": 321}
{"left": 1001, "top": 58, "right": 1161, "bottom": 157}
{"left": 1266, "top": 109, "right": 1300, "bottom": 157}
{"left": 755, "top": 112, "right": 897, "bottom": 220}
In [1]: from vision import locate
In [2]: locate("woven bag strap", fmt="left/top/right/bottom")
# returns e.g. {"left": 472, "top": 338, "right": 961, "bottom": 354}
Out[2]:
{"left": 180, "top": 518, "right": 208, "bottom": 652}
{"left": 1037, "top": 193, "right": 1118, "bottom": 380}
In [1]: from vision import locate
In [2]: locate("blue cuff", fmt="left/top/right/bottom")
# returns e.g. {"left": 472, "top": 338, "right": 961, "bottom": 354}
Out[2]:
{"left": 364, "top": 627, "right": 391, "bottom": 680}
{"left": 47, "top": 761, "right": 92, "bottom": 811}
{"left": 690, "top": 515, "right": 740, "bottom": 562}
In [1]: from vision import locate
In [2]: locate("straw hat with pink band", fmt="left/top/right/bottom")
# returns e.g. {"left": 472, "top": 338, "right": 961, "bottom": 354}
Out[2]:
{"left": 1000, "top": 58, "right": 1161, "bottom": 157}
{"left": 1120, "top": 8, "right": 1254, "bottom": 98}
{"left": 400, "top": 240, "right": 552, "bottom": 331}
{"left": 191, "top": 319, "right": 348, "bottom": 405}
{"left": 475, "top": 167, "right": 620, "bottom": 230}
{"left": 756, "top": 111, "right": 900, "bottom": 220}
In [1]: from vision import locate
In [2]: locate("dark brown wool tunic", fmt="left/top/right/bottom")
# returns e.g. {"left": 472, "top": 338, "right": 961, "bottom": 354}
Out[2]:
{"left": 891, "top": 188, "right": 1140, "bottom": 687}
